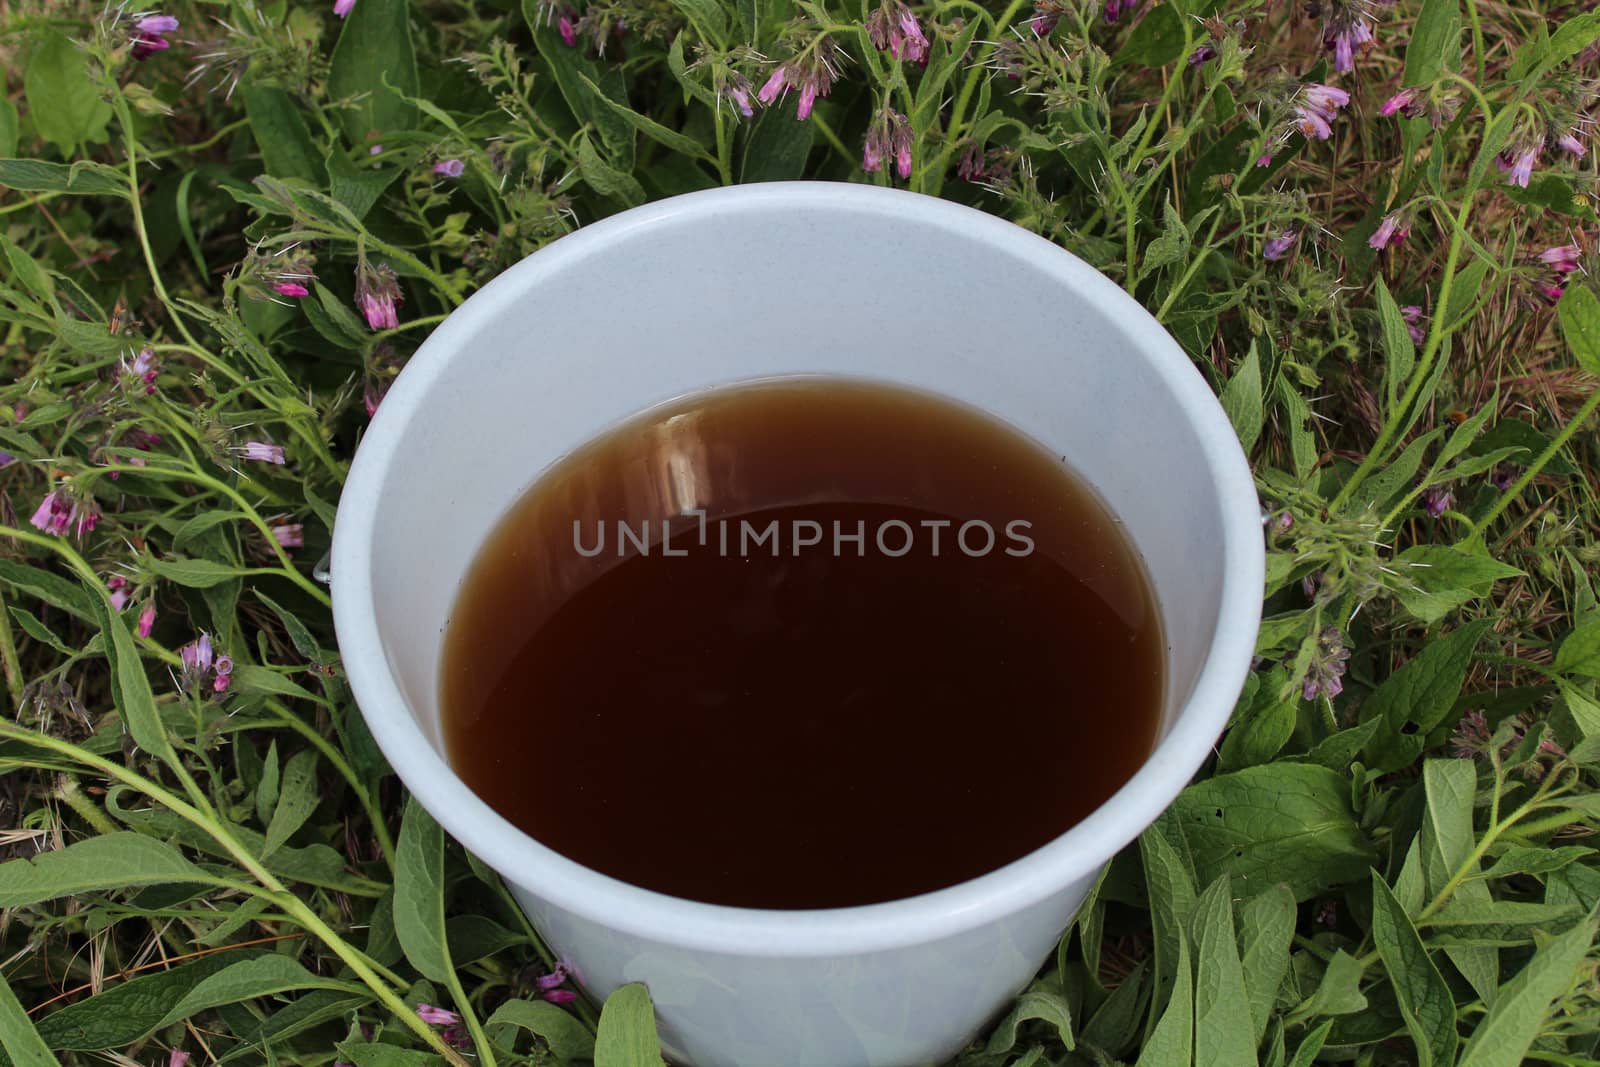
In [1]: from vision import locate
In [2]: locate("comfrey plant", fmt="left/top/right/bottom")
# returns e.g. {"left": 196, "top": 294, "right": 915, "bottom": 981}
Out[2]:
{"left": 2, "top": 0, "right": 1600, "bottom": 1061}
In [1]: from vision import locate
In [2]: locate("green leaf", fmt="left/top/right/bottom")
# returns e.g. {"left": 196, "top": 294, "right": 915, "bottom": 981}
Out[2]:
{"left": 0, "top": 833, "right": 215, "bottom": 908}
{"left": 222, "top": 991, "right": 371, "bottom": 1063}
{"left": 1276, "top": 376, "right": 1318, "bottom": 481}
{"left": 327, "top": 0, "right": 419, "bottom": 142}
{"left": 1480, "top": 846, "right": 1593, "bottom": 881}
{"left": 1403, "top": 0, "right": 1460, "bottom": 86}
{"left": 1296, "top": 950, "right": 1367, "bottom": 1017}
{"left": 1374, "top": 276, "right": 1415, "bottom": 413}
{"left": 595, "top": 984, "right": 665, "bottom": 1067}
{"left": 263, "top": 747, "right": 321, "bottom": 858}
{"left": 665, "top": 0, "right": 729, "bottom": 45}
{"left": 1137, "top": 199, "right": 1193, "bottom": 284}
{"left": 487, "top": 999, "right": 597, "bottom": 1060}
{"left": 393, "top": 795, "right": 452, "bottom": 984}
{"left": 172, "top": 510, "right": 248, "bottom": 549}
{"left": 1192, "top": 876, "right": 1256, "bottom": 1067}
{"left": 231, "top": 665, "right": 325, "bottom": 704}
{"left": 254, "top": 591, "right": 327, "bottom": 661}
{"left": 1356, "top": 426, "right": 1443, "bottom": 510}
{"left": 86, "top": 584, "right": 180, "bottom": 770}
{"left": 256, "top": 740, "right": 282, "bottom": 826}
{"left": 1117, "top": 4, "right": 1186, "bottom": 67}
{"left": 446, "top": 915, "right": 529, "bottom": 966}
{"left": 153, "top": 956, "right": 362, "bottom": 1032}
{"left": 576, "top": 133, "right": 645, "bottom": 205}
{"left": 0, "top": 159, "right": 127, "bottom": 198}
{"left": 325, "top": 150, "right": 404, "bottom": 222}
{"left": 1174, "top": 763, "right": 1374, "bottom": 901}
{"left": 1362, "top": 622, "right": 1490, "bottom": 772}
{"left": 1304, "top": 718, "right": 1381, "bottom": 769}
{"left": 527, "top": 19, "right": 635, "bottom": 168}
{"left": 1139, "top": 812, "right": 1197, "bottom": 1030}
{"left": 333, "top": 1041, "right": 443, "bottom": 1066}
{"left": 0, "top": 972, "right": 59, "bottom": 1067}
{"left": 1371, "top": 872, "right": 1457, "bottom": 1067}
{"left": 148, "top": 556, "right": 252, "bottom": 589}
{"left": 1504, "top": 174, "right": 1598, "bottom": 222}
{"left": 1556, "top": 616, "right": 1600, "bottom": 678}
{"left": 1080, "top": 960, "right": 1149, "bottom": 1056}
{"left": 1134, "top": 931, "right": 1191, "bottom": 1066}
{"left": 24, "top": 32, "right": 112, "bottom": 154}
{"left": 1219, "top": 341, "right": 1263, "bottom": 452}
{"left": 577, "top": 73, "right": 715, "bottom": 163}
{"left": 241, "top": 86, "right": 327, "bottom": 184}
{"left": 987, "top": 990, "right": 1075, "bottom": 1053}
{"left": 305, "top": 282, "right": 371, "bottom": 349}
{"left": 1286, "top": 1020, "right": 1331, "bottom": 1067}
{"left": 0, "top": 101, "right": 17, "bottom": 159}
{"left": 1424, "top": 898, "right": 1581, "bottom": 940}
{"left": 1218, "top": 683, "right": 1295, "bottom": 771}
{"left": 1456, "top": 908, "right": 1600, "bottom": 1067}
{"left": 1237, "top": 885, "right": 1295, "bottom": 1044}
{"left": 1390, "top": 546, "right": 1522, "bottom": 624}
{"left": 1545, "top": 10, "right": 1600, "bottom": 69}
{"left": 3, "top": 238, "right": 54, "bottom": 302}
{"left": 1420, "top": 759, "right": 1498, "bottom": 1001}
{"left": 1470, "top": 419, "right": 1572, "bottom": 475}
{"left": 740, "top": 106, "right": 816, "bottom": 182}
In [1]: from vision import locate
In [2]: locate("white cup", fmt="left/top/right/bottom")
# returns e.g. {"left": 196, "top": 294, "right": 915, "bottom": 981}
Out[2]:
{"left": 332, "top": 182, "right": 1263, "bottom": 1067}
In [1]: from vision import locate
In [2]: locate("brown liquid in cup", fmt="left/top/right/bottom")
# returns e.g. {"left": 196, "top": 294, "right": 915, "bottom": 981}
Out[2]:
{"left": 441, "top": 379, "right": 1164, "bottom": 908}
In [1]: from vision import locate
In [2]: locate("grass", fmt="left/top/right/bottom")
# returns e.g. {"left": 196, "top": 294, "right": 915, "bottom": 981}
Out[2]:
{"left": 0, "top": 0, "right": 1599, "bottom": 1061}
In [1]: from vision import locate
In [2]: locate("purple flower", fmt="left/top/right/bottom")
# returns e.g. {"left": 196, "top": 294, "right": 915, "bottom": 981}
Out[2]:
{"left": 866, "top": 1, "right": 928, "bottom": 62}
{"left": 270, "top": 523, "right": 304, "bottom": 549}
{"left": 1368, "top": 212, "right": 1409, "bottom": 251}
{"left": 1422, "top": 488, "right": 1451, "bottom": 517}
{"left": 30, "top": 489, "right": 100, "bottom": 538}
{"left": 334, "top": 0, "right": 356, "bottom": 16}
{"left": 757, "top": 66, "right": 789, "bottom": 105}
{"left": 1264, "top": 229, "right": 1298, "bottom": 261}
{"left": 1491, "top": 464, "right": 1517, "bottom": 492}
{"left": 1188, "top": 43, "right": 1217, "bottom": 65}
{"left": 862, "top": 108, "right": 914, "bottom": 181}
{"left": 107, "top": 575, "right": 130, "bottom": 612}
{"left": 1302, "top": 626, "right": 1351, "bottom": 701}
{"left": 720, "top": 73, "right": 756, "bottom": 118}
{"left": 1451, "top": 709, "right": 1490, "bottom": 759}
{"left": 170, "top": 1051, "right": 191, "bottom": 1067}
{"left": 1378, "top": 87, "right": 1417, "bottom": 117}
{"left": 138, "top": 603, "right": 157, "bottom": 638}
{"left": 1102, "top": 0, "right": 1139, "bottom": 22}
{"left": 417, "top": 1004, "right": 461, "bottom": 1026}
{"left": 130, "top": 11, "right": 178, "bottom": 58}
{"left": 1557, "top": 133, "right": 1587, "bottom": 159}
{"left": 1400, "top": 304, "right": 1426, "bottom": 344}
{"left": 1539, "top": 244, "right": 1581, "bottom": 275}
{"left": 121, "top": 348, "right": 159, "bottom": 394}
{"left": 1495, "top": 145, "right": 1538, "bottom": 188}
{"left": 535, "top": 964, "right": 570, "bottom": 991}
{"left": 558, "top": 10, "right": 578, "bottom": 46}
{"left": 433, "top": 158, "right": 465, "bottom": 178}
{"left": 1539, "top": 283, "right": 1565, "bottom": 305}
{"left": 355, "top": 260, "right": 403, "bottom": 330}
{"left": 0, "top": 451, "right": 13, "bottom": 466}
{"left": 181, "top": 633, "right": 214, "bottom": 676}
{"left": 1293, "top": 82, "right": 1351, "bottom": 144}
{"left": 213, "top": 655, "right": 233, "bottom": 692}
{"left": 273, "top": 281, "right": 309, "bottom": 298}
{"left": 237, "top": 440, "right": 286, "bottom": 464}
{"left": 797, "top": 77, "right": 820, "bottom": 120}
{"left": 1255, "top": 152, "right": 1274, "bottom": 167}
{"left": 543, "top": 989, "right": 578, "bottom": 1004}
{"left": 1320, "top": 0, "right": 1374, "bottom": 72}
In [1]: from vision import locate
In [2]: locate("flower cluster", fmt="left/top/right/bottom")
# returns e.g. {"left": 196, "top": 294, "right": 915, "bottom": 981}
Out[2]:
{"left": 355, "top": 260, "right": 403, "bottom": 330}
{"left": 129, "top": 12, "right": 179, "bottom": 59}
{"left": 1302, "top": 626, "right": 1352, "bottom": 701}
{"left": 1294, "top": 83, "right": 1351, "bottom": 141}
{"left": 865, "top": 0, "right": 928, "bottom": 62}
{"left": 862, "top": 107, "right": 914, "bottom": 180}
{"left": 30, "top": 488, "right": 101, "bottom": 539}
{"left": 1320, "top": 0, "right": 1377, "bottom": 72}
{"left": 120, "top": 348, "right": 160, "bottom": 394}
{"left": 178, "top": 633, "right": 233, "bottom": 694}
{"left": 1534, "top": 242, "right": 1583, "bottom": 303}
{"left": 758, "top": 41, "right": 845, "bottom": 120}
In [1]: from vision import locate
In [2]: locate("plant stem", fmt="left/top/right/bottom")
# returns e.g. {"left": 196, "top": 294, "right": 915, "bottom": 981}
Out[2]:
{"left": 0, "top": 586, "right": 25, "bottom": 709}
{"left": 1471, "top": 386, "right": 1600, "bottom": 546}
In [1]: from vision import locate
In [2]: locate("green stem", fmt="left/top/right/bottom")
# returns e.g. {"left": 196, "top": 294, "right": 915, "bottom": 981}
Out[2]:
{"left": 924, "top": 0, "right": 1033, "bottom": 187}
{"left": 0, "top": 586, "right": 25, "bottom": 709}
{"left": 1331, "top": 195, "right": 1476, "bottom": 511}
{"left": 0, "top": 722, "right": 467, "bottom": 1065}
{"left": 1471, "top": 386, "right": 1600, "bottom": 545}
{"left": 55, "top": 774, "right": 123, "bottom": 835}
{"left": 1464, "top": 0, "right": 1486, "bottom": 84}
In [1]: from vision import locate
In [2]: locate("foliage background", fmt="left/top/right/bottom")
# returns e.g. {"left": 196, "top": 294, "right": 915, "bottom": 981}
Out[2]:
{"left": 1, "top": 0, "right": 1600, "bottom": 1060}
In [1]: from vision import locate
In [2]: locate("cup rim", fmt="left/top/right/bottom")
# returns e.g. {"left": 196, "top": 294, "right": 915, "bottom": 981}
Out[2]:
{"left": 331, "top": 181, "right": 1263, "bottom": 956}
